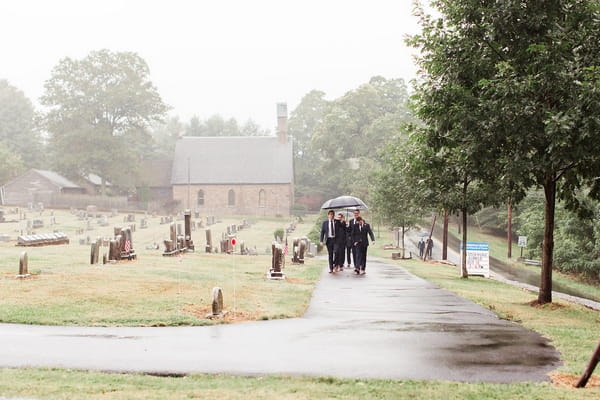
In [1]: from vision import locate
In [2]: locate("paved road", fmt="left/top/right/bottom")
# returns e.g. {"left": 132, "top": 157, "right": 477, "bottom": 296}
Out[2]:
{"left": 0, "top": 259, "right": 560, "bottom": 382}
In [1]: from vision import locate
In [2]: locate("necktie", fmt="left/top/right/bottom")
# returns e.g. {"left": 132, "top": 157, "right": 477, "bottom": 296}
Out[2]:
{"left": 330, "top": 220, "right": 334, "bottom": 237}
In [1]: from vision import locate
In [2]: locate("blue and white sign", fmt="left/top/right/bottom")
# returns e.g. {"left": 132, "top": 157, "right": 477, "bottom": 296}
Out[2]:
{"left": 460, "top": 241, "right": 490, "bottom": 278}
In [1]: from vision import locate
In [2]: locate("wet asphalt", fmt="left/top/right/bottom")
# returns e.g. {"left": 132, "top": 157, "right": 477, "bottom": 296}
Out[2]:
{"left": 0, "top": 259, "right": 560, "bottom": 382}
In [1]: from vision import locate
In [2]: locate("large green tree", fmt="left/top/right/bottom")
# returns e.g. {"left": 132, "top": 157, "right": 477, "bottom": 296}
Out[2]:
{"left": 41, "top": 49, "right": 169, "bottom": 190}
{"left": 410, "top": 1, "right": 600, "bottom": 302}
{"left": 0, "top": 79, "right": 43, "bottom": 167}
{"left": 288, "top": 90, "right": 331, "bottom": 201}
{"left": 372, "top": 137, "right": 427, "bottom": 257}
{"left": 310, "top": 76, "right": 411, "bottom": 200}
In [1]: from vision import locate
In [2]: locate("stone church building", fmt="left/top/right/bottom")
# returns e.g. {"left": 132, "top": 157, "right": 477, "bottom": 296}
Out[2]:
{"left": 171, "top": 104, "right": 294, "bottom": 216}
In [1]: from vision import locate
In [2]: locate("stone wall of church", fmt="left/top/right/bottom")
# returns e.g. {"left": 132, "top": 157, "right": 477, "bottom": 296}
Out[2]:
{"left": 172, "top": 184, "right": 293, "bottom": 216}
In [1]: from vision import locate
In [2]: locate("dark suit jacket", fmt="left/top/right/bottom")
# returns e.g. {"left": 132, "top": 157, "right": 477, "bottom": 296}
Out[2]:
{"left": 334, "top": 220, "right": 347, "bottom": 246}
{"left": 320, "top": 219, "right": 340, "bottom": 243}
{"left": 351, "top": 222, "right": 375, "bottom": 247}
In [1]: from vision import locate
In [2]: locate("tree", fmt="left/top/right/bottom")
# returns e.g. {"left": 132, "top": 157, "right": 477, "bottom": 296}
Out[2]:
{"left": 41, "top": 49, "right": 169, "bottom": 190}
{"left": 0, "top": 80, "right": 43, "bottom": 167}
{"left": 372, "top": 137, "right": 425, "bottom": 257}
{"left": 0, "top": 141, "right": 25, "bottom": 185}
{"left": 184, "top": 114, "right": 269, "bottom": 137}
{"left": 310, "top": 77, "right": 412, "bottom": 200}
{"left": 410, "top": 1, "right": 600, "bottom": 301}
{"left": 150, "top": 116, "right": 184, "bottom": 157}
{"left": 288, "top": 90, "right": 331, "bottom": 202}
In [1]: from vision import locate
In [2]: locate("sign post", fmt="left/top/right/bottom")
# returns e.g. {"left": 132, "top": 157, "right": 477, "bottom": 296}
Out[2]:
{"left": 518, "top": 236, "right": 528, "bottom": 258}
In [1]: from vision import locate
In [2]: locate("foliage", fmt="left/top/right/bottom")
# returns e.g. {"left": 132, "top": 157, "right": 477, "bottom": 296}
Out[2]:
{"left": 371, "top": 135, "right": 426, "bottom": 249}
{"left": 0, "top": 79, "right": 43, "bottom": 167}
{"left": 273, "top": 228, "right": 284, "bottom": 241}
{"left": 288, "top": 77, "right": 412, "bottom": 204}
{"left": 149, "top": 116, "right": 184, "bottom": 157}
{"left": 41, "top": 49, "right": 169, "bottom": 190}
{"left": 409, "top": 1, "right": 600, "bottom": 299}
{"left": 185, "top": 114, "right": 270, "bottom": 137}
{"left": 0, "top": 141, "right": 25, "bottom": 185}
{"left": 311, "top": 76, "right": 412, "bottom": 200}
{"left": 291, "top": 202, "right": 308, "bottom": 217}
{"left": 516, "top": 191, "right": 600, "bottom": 281}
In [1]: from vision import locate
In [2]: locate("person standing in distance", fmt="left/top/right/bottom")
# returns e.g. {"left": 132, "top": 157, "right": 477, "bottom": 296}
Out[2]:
{"left": 320, "top": 210, "right": 338, "bottom": 273}
{"left": 351, "top": 216, "right": 375, "bottom": 274}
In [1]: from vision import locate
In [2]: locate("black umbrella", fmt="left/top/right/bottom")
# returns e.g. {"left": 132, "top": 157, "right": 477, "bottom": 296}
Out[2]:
{"left": 321, "top": 195, "right": 368, "bottom": 210}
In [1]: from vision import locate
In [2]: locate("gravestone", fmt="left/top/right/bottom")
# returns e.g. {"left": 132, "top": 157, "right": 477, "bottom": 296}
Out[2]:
{"left": 183, "top": 210, "right": 194, "bottom": 251}
{"left": 269, "top": 242, "right": 285, "bottom": 279}
{"left": 140, "top": 218, "right": 147, "bottom": 229}
{"left": 211, "top": 287, "right": 223, "bottom": 316}
{"left": 0, "top": 234, "right": 10, "bottom": 242}
{"left": 18, "top": 251, "right": 29, "bottom": 278}
{"left": 90, "top": 239, "right": 101, "bottom": 265}
{"left": 205, "top": 229, "right": 212, "bottom": 253}
{"left": 298, "top": 238, "right": 307, "bottom": 263}
{"left": 86, "top": 220, "right": 93, "bottom": 231}
{"left": 240, "top": 240, "right": 246, "bottom": 255}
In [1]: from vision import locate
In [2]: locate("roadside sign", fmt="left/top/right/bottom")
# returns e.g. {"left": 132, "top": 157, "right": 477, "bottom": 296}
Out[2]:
{"left": 518, "top": 236, "right": 527, "bottom": 247}
{"left": 460, "top": 241, "right": 490, "bottom": 278}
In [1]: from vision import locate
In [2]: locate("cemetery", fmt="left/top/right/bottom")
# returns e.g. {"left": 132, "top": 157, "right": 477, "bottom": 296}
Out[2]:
{"left": 0, "top": 207, "right": 319, "bottom": 326}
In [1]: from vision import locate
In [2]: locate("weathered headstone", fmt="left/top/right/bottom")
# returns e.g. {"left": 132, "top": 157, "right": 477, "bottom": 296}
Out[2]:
{"left": 18, "top": 251, "right": 29, "bottom": 278}
{"left": 269, "top": 242, "right": 285, "bottom": 279}
{"left": 211, "top": 287, "right": 223, "bottom": 316}
{"left": 140, "top": 218, "right": 148, "bottom": 229}
{"left": 183, "top": 210, "right": 194, "bottom": 251}
{"left": 205, "top": 229, "right": 212, "bottom": 253}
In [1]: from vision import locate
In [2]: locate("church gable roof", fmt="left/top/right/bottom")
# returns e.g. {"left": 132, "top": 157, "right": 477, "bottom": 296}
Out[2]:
{"left": 171, "top": 136, "right": 293, "bottom": 185}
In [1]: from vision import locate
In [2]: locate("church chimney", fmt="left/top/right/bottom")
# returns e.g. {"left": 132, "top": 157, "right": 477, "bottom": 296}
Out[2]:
{"left": 276, "top": 102, "right": 288, "bottom": 144}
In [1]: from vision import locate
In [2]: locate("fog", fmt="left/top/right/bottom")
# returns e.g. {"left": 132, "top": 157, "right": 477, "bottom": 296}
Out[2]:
{"left": 1, "top": 0, "right": 420, "bottom": 130}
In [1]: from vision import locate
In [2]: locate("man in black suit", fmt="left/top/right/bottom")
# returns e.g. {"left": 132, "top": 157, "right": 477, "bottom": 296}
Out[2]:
{"left": 320, "top": 210, "right": 338, "bottom": 273}
{"left": 351, "top": 216, "right": 375, "bottom": 275}
{"left": 334, "top": 213, "right": 347, "bottom": 271}
{"left": 347, "top": 209, "right": 362, "bottom": 269}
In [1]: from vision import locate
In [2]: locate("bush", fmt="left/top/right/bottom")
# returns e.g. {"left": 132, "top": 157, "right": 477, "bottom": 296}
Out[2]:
{"left": 273, "top": 228, "right": 284, "bottom": 242}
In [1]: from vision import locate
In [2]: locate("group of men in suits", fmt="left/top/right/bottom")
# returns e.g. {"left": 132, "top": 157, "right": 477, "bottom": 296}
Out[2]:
{"left": 320, "top": 209, "right": 375, "bottom": 275}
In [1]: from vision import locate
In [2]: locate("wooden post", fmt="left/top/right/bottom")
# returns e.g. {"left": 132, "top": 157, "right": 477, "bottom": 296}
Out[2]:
{"left": 423, "top": 214, "right": 437, "bottom": 261}
{"left": 575, "top": 341, "right": 600, "bottom": 388}
{"left": 507, "top": 201, "right": 513, "bottom": 258}
{"left": 442, "top": 209, "right": 448, "bottom": 260}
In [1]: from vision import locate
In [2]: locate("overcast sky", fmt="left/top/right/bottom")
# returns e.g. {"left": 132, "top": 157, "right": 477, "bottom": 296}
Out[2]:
{"left": 1, "top": 0, "right": 422, "bottom": 131}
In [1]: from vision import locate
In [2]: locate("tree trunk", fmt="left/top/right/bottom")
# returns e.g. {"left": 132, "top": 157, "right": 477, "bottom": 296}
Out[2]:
{"left": 539, "top": 177, "right": 556, "bottom": 304}
{"left": 507, "top": 201, "right": 512, "bottom": 258}
{"left": 575, "top": 341, "right": 600, "bottom": 388}
{"left": 401, "top": 225, "right": 406, "bottom": 259}
{"left": 461, "top": 208, "right": 468, "bottom": 278}
{"left": 460, "top": 177, "right": 469, "bottom": 278}
{"left": 442, "top": 209, "right": 448, "bottom": 260}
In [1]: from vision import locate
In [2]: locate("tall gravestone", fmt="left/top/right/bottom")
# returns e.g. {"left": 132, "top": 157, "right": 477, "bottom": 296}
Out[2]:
{"left": 269, "top": 242, "right": 285, "bottom": 279}
{"left": 184, "top": 210, "right": 194, "bottom": 251}
{"left": 18, "top": 251, "right": 29, "bottom": 277}
{"left": 205, "top": 229, "right": 212, "bottom": 253}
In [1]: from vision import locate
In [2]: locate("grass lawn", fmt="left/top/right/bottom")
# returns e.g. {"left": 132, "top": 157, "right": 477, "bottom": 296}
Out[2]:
{"left": 0, "top": 211, "right": 599, "bottom": 399}
{"left": 0, "top": 209, "right": 321, "bottom": 326}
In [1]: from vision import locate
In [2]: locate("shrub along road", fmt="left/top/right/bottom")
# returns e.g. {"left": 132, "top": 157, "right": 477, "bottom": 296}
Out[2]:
{"left": 0, "top": 259, "right": 560, "bottom": 382}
